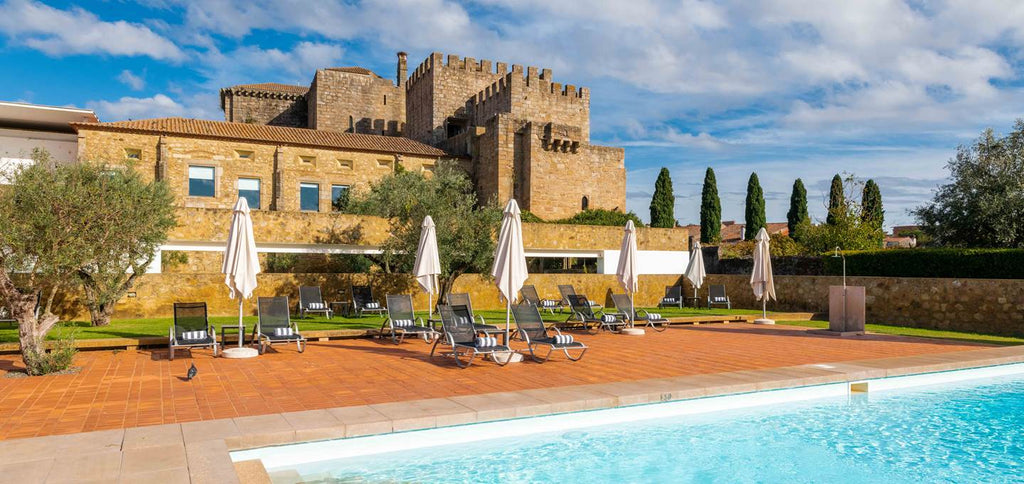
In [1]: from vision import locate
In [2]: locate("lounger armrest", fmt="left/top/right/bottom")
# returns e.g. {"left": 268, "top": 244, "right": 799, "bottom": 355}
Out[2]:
{"left": 168, "top": 326, "right": 174, "bottom": 345}
{"left": 475, "top": 314, "right": 487, "bottom": 325}
{"left": 550, "top": 326, "right": 564, "bottom": 336}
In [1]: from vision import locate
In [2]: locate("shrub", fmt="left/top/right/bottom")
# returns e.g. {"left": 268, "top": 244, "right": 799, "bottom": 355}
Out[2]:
{"left": 552, "top": 209, "right": 644, "bottom": 227}
{"left": 824, "top": 248, "right": 1024, "bottom": 279}
{"left": 22, "top": 330, "right": 76, "bottom": 376}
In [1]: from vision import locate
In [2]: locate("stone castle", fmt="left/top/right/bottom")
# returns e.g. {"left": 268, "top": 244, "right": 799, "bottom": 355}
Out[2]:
{"left": 220, "top": 52, "right": 625, "bottom": 219}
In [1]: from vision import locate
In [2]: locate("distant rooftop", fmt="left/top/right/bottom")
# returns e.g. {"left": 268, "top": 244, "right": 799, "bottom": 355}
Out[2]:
{"left": 71, "top": 117, "right": 446, "bottom": 157}
{"left": 0, "top": 101, "right": 98, "bottom": 134}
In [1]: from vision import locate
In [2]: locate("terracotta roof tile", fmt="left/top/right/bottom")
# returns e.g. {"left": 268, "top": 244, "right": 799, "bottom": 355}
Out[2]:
{"left": 71, "top": 117, "right": 446, "bottom": 157}
{"left": 224, "top": 83, "right": 309, "bottom": 95}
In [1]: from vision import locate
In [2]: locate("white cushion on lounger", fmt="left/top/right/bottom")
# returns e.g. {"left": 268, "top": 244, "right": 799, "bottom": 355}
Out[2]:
{"left": 393, "top": 319, "right": 413, "bottom": 328}
{"left": 182, "top": 330, "right": 207, "bottom": 341}
{"left": 663, "top": 297, "right": 677, "bottom": 303}
{"left": 307, "top": 302, "right": 324, "bottom": 310}
{"left": 274, "top": 327, "right": 294, "bottom": 337}
{"left": 541, "top": 300, "right": 557, "bottom": 307}
{"left": 365, "top": 302, "right": 380, "bottom": 309}
{"left": 602, "top": 315, "right": 617, "bottom": 323}
{"left": 713, "top": 297, "right": 727, "bottom": 302}
{"left": 474, "top": 336, "right": 497, "bottom": 347}
{"left": 553, "top": 334, "right": 574, "bottom": 344}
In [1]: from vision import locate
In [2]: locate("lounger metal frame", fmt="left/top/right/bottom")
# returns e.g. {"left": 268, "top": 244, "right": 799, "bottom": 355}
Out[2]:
{"left": 558, "top": 284, "right": 602, "bottom": 310}
{"left": 609, "top": 293, "right": 668, "bottom": 332}
{"left": 446, "top": 293, "right": 503, "bottom": 335}
{"left": 379, "top": 294, "right": 439, "bottom": 344}
{"left": 564, "top": 294, "right": 625, "bottom": 333}
{"left": 433, "top": 304, "right": 512, "bottom": 368}
{"left": 169, "top": 302, "right": 219, "bottom": 360}
{"left": 512, "top": 303, "right": 587, "bottom": 362}
{"left": 298, "top": 285, "right": 333, "bottom": 319}
{"left": 254, "top": 296, "right": 307, "bottom": 354}
{"left": 351, "top": 284, "right": 387, "bottom": 318}
{"left": 519, "top": 284, "right": 562, "bottom": 314}
{"left": 708, "top": 284, "right": 732, "bottom": 309}
{"left": 658, "top": 285, "right": 684, "bottom": 309}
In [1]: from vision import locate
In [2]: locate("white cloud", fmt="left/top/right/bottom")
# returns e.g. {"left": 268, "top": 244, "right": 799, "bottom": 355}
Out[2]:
{"left": 117, "top": 70, "right": 146, "bottom": 91}
{"left": 0, "top": 0, "right": 184, "bottom": 60}
{"left": 87, "top": 94, "right": 211, "bottom": 121}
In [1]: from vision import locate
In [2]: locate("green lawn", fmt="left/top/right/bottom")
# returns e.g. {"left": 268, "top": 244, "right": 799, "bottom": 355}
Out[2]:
{"left": 0, "top": 306, "right": 760, "bottom": 343}
{"left": 778, "top": 320, "right": 1024, "bottom": 346}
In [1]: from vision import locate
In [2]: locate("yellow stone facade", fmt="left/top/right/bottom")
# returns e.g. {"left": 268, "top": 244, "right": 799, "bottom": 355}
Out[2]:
{"left": 75, "top": 129, "right": 440, "bottom": 212}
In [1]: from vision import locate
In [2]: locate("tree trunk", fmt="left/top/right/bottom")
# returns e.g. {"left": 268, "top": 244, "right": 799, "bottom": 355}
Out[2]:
{"left": 89, "top": 303, "right": 113, "bottom": 327}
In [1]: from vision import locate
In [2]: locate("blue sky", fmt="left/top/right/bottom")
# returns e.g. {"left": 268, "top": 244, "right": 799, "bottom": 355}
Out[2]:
{"left": 3, "top": 0, "right": 1024, "bottom": 228}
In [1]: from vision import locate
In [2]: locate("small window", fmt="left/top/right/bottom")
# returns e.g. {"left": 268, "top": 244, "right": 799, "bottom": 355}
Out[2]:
{"left": 331, "top": 184, "right": 350, "bottom": 211}
{"left": 337, "top": 159, "right": 353, "bottom": 170}
{"left": 299, "top": 155, "right": 316, "bottom": 165}
{"left": 421, "top": 163, "right": 435, "bottom": 173}
{"left": 188, "top": 166, "right": 215, "bottom": 197}
{"left": 125, "top": 148, "right": 141, "bottom": 160}
{"left": 299, "top": 182, "right": 319, "bottom": 212}
{"left": 238, "top": 178, "right": 260, "bottom": 209}
{"left": 581, "top": 196, "right": 589, "bottom": 211}
{"left": 236, "top": 150, "right": 254, "bottom": 160}
{"left": 377, "top": 159, "right": 394, "bottom": 169}
{"left": 383, "top": 94, "right": 387, "bottom": 105}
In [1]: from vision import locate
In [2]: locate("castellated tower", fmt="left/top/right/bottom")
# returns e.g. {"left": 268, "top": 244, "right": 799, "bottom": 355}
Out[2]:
{"left": 219, "top": 51, "right": 625, "bottom": 220}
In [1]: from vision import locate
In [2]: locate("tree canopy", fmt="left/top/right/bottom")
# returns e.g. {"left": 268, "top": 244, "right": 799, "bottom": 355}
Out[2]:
{"left": 346, "top": 160, "right": 501, "bottom": 301}
{"left": 827, "top": 174, "right": 845, "bottom": 226}
{"left": 787, "top": 178, "right": 809, "bottom": 240}
{"left": 700, "top": 167, "right": 722, "bottom": 244}
{"left": 914, "top": 121, "right": 1024, "bottom": 248}
{"left": 649, "top": 167, "right": 675, "bottom": 228}
{"left": 801, "top": 174, "right": 884, "bottom": 252}
{"left": 861, "top": 179, "right": 884, "bottom": 229}
{"left": 744, "top": 172, "right": 766, "bottom": 240}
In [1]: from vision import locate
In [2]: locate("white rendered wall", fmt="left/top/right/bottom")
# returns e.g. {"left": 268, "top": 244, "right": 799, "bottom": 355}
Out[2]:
{"left": 0, "top": 129, "right": 78, "bottom": 183}
{"left": 599, "top": 250, "right": 689, "bottom": 275}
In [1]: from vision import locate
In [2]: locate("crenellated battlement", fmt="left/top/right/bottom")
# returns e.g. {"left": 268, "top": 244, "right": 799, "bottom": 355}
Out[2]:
{"left": 406, "top": 52, "right": 577, "bottom": 94}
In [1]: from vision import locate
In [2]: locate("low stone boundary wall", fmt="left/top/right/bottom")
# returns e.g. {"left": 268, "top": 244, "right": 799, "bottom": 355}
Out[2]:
{"left": 702, "top": 274, "right": 1024, "bottom": 337}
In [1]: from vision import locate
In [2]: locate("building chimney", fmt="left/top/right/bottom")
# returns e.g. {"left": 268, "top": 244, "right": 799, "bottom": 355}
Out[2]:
{"left": 397, "top": 51, "right": 408, "bottom": 87}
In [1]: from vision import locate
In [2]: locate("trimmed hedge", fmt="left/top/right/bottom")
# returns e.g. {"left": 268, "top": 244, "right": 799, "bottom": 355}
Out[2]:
{"left": 823, "top": 248, "right": 1024, "bottom": 279}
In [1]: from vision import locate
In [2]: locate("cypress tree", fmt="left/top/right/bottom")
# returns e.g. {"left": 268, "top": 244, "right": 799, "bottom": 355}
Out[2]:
{"left": 744, "top": 172, "right": 766, "bottom": 240}
{"left": 787, "top": 178, "right": 809, "bottom": 239}
{"left": 649, "top": 167, "right": 675, "bottom": 228}
{"left": 862, "top": 179, "right": 884, "bottom": 227}
{"left": 826, "top": 174, "right": 845, "bottom": 226}
{"left": 699, "top": 168, "right": 721, "bottom": 244}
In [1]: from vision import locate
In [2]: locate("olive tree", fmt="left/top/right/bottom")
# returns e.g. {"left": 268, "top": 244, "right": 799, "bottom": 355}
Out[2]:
{"left": 0, "top": 152, "right": 174, "bottom": 373}
{"left": 77, "top": 167, "right": 176, "bottom": 326}
{"left": 346, "top": 160, "right": 500, "bottom": 303}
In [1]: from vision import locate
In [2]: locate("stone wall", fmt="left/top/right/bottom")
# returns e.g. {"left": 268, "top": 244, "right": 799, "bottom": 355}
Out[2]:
{"left": 167, "top": 207, "right": 689, "bottom": 250}
{"left": 58, "top": 272, "right": 687, "bottom": 320}
{"left": 702, "top": 274, "right": 1024, "bottom": 337}
{"left": 405, "top": 53, "right": 506, "bottom": 144}
{"left": 308, "top": 69, "right": 405, "bottom": 136}
{"left": 222, "top": 92, "right": 308, "bottom": 128}
{"left": 76, "top": 130, "right": 438, "bottom": 212}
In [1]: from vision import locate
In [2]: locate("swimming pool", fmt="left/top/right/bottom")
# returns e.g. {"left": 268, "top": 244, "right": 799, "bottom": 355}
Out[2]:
{"left": 238, "top": 365, "right": 1024, "bottom": 483}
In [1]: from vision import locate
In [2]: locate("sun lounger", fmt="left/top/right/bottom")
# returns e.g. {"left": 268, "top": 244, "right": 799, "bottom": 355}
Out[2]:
{"left": 564, "top": 294, "right": 625, "bottom": 333}
{"left": 658, "top": 285, "right": 684, "bottom": 309}
{"left": 558, "top": 284, "right": 602, "bottom": 310}
{"left": 351, "top": 284, "right": 386, "bottom": 318}
{"left": 169, "top": 302, "right": 219, "bottom": 360}
{"left": 610, "top": 293, "right": 668, "bottom": 332}
{"left": 446, "top": 293, "right": 502, "bottom": 335}
{"left": 380, "top": 294, "right": 439, "bottom": 344}
{"left": 520, "top": 284, "right": 562, "bottom": 313}
{"left": 708, "top": 284, "right": 731, "bottom": 309}
{"left": 254, "top": 296, "right": 307, "bottom": 354}
{"left": 512, "top": 303, "right": 587, "bottom": 362}
{"left": 433, "top": 304, "right": 513, "bottom": 367}
{"left": 298, "top": 285, "right": 333, "bottom": 319}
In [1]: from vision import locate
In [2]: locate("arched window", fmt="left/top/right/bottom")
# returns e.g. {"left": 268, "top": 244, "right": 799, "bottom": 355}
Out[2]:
{"left": 581, "top": 196, "right": 589, "bottom": 211}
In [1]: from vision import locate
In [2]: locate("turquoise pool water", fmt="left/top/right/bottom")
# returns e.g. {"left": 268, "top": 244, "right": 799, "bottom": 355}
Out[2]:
{"left": 277, "top": 374, "right": 1024, "bottom": 483}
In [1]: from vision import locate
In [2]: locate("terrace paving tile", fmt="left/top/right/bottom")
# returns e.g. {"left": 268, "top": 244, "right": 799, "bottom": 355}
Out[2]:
{"left": 185, "top": 439, "right": 240, "bottom": 484}
{"left": 117, "top": 466, "right": 190, "bottom": 484}
{"left": 280, "top": 409, "right": 347, "bottom": 442}
{"left": 0, "top": 457, "right": 53, "bottom": 483}
{"left": 44, "top": 448, "right": 122, "bottom": 483}
{"left": 448, "top": 391, "right": 552, "bottom": 421}
{"left": 120, "top": 443, "right": 187, "bottom": 474}
{"left": 369, "top": 397, "right": 477, "bottom": 431}
{"left": 327, "top": 405, "right": 392, "bottom": 437}
{"left": 229, "top": 414, "right": 297, "bottom": 449}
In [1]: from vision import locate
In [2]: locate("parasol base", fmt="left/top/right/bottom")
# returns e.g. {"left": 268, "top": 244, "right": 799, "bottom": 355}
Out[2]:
{"left": 490, "top": 351, "right": 523, "bottom": 364}
{"left": 621, "top": 327, "right": 646, "bottom": 336}
{"left": 221, "top": 347, "right": 259, "bottom": 359}
{"left": 753, "top": 318, "right": 776, "bottom": 325}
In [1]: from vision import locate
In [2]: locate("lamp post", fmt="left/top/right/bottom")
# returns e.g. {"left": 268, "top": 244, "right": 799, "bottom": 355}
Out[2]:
{"left": 833, "top": 247, "right": 847, "bottom": 331}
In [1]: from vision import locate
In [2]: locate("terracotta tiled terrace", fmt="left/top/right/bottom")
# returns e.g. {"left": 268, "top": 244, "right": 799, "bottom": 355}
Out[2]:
{"left": 0, "top": 323, "right": 993, "bottom": 442}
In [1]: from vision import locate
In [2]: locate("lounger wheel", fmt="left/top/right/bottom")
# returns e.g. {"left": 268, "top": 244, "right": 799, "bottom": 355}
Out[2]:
{"left": 257, "top": 341, "right": 266, "bottom": 355}
{"left": 298, "top": 341, "right": 305, "bottom": 353}
{"left": 564, "top": 347, "right": 586, "bottom": 361}
{"left": 652, "top": 321, "right": 668, "bottom": 332}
